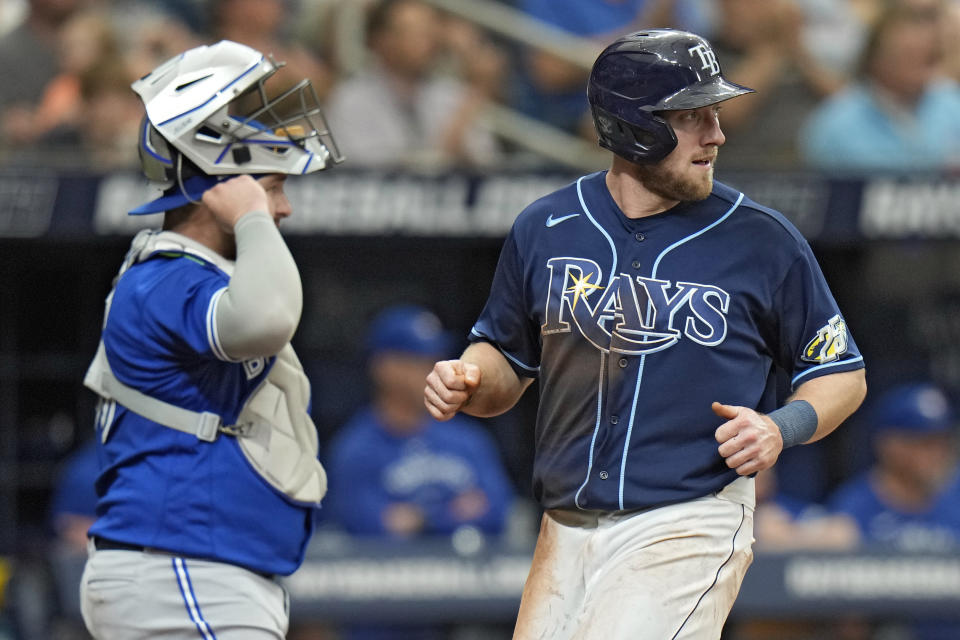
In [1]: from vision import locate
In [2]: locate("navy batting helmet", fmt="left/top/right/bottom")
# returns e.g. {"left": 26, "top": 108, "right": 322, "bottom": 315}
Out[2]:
{"left": 587, "top": 29, "right": 754, "bottom": 164}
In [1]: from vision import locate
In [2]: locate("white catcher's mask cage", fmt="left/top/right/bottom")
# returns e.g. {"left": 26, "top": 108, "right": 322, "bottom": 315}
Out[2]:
{"left": 132, "top": 40, "right": 342, "bottom": 211}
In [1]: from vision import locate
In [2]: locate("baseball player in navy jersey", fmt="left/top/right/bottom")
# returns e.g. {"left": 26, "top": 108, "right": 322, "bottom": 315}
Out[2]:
{"left": 79, "top": 40, "right": 341, "bottom": 639}
{"left": 424, "top": 29, "right": 867, "bottom": 639}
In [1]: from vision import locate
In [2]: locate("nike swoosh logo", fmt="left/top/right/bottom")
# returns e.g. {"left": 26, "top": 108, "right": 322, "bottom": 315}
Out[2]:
{"left": 545, "top": 213, "right": 580, "bottom": 228}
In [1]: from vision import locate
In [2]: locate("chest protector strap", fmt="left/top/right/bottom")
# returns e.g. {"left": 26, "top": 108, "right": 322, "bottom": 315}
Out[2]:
{"left": 83, "top": 230, "right": 327, "bottom": 506}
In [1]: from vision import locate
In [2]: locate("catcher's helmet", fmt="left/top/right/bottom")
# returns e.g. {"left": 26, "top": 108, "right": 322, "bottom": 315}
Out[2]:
{"left": 130, "top": 40, "right": 343, "bottom": 214}
{"left": 588, "top": 29, "right": 754, "bottom": 164}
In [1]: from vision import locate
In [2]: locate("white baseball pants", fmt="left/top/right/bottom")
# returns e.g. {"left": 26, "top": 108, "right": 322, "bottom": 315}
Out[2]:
{"left": 514, "top": 476, "right": 755, "bottom": 640}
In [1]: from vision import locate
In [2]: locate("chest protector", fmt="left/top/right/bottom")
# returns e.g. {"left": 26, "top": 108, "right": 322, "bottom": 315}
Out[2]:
{"left": 83, "top": 229, "right": 327, "bottom": 506}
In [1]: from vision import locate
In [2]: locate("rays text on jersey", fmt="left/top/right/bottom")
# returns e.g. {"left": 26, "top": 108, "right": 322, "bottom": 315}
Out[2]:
{"left": 542, "top": 257, "right": 730, "bottom": 355}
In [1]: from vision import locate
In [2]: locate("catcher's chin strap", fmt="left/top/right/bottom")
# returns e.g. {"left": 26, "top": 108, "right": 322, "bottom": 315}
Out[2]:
{"left": 176, "top": 152, "right": 204, "bottom": 205}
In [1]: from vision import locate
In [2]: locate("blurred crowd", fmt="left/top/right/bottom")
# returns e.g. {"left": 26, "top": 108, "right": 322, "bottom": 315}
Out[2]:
{"left": 1, "top": 0, "right": 960, "bottom": 173}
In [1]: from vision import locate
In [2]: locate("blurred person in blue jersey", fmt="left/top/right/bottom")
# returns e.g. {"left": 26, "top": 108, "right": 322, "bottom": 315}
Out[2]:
{"left": 829, "top": 382, "right": 960, "bottom": 550}
{"left": 830, "top": 381, "right": 960, "bottom": 640}
{"left": 325, "top": 304, "right": 517, "bottom": 640}
{"left": 49, "top": 438, "right": 99, "bottom": 555}
{"left": 326, "top": 304, "right": 515, "bottom": 540}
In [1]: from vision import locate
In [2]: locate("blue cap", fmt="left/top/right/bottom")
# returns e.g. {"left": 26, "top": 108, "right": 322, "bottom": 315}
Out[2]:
{"left": 365, "top": 305, "right": 452, "bottom": 358}
{"left": 129, "top": 173, "right": 267, "bottom": 215}
{"left": 870, "top": 383, "right": 956, "bottom": 435}
{"left": 129, "top": 175, "right": 223, "bottom": 215}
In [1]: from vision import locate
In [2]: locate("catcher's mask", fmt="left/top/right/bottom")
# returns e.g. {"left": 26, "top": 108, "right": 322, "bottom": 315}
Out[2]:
{"left": 130, "top": 39, "right": 343, "bottom": 214}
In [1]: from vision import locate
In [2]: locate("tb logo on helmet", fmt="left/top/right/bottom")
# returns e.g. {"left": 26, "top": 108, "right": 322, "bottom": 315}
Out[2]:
{"left": 687, "top": 43, "right": 720, "bottom": 76}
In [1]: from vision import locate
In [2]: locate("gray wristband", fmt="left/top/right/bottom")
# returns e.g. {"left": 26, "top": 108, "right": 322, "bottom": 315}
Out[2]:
{"left": 768, "top": 400, "right": 818, "bottom": 448}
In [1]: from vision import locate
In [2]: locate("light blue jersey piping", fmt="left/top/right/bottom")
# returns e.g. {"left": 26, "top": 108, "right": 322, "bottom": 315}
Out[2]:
{"left": 573, "top": 173, "right": 619, "bottom": 508}
{"left": 469, "top": 328, "right": 539, "bottom": 373}
{"left": 792, "top": 355, "right": 864, "bottom": 387}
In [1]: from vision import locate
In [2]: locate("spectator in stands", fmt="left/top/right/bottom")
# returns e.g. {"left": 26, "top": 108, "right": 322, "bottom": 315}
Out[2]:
{"left": 940, "top": 0, "right": 960, "bottom": 83}
{"left": 0, "top": 0, "right": 82, "bottom": 149}
{"left": 49, "top": 437, "right": 99, "bottom": 555}
{"left": 800, "top": 0, "right": 871, "bottom": 78}
{"left": 737, "top": 474, "right": 866, "bottom": 640}
{"left": 829, "top": 382, "right": 960, "bottom": 550}
{"left": 753, "top": 467, "right": 859, "bottom": 551}
{"left": 510, "top": 0, "right": 711, "bottom": 138}
{"left": 72, "top": 56, "right": 143, "bottom": 170}
{"left": 799, "top": 3, "right": 960, "bottom": 173}
{"left": 7, "top": 436, "right": 102, "bottom": 640}
{"left": 112, "top": 2, "right": 201, "bottom": 81}
{"left": 1, "top": 3, "right": 184, "bottom": 167}
{"left": 325, "top": 304, "right": 516, "bottom": 640}
{"left": 326, "top": 304, "right": 515, "bottom": 540}
{"left": 829, "top": 381, "right": 960, "bottom": 640}
{"left": 323, "top": 0, "right": 504, "bottom": 169}
{"left": 12, "top": 8, "right": 120, "bottom": 149}
{"left": 0, "top": 0, "right": 26, "bottom": 37}
{"left": 707, "top": 0, "right": 846, "bottom": 169}
{"left": 2, "top": 7, "right": 145, "bottom": 169}
{"left": 209, "top": 0, "right": 334, "bottom": 108}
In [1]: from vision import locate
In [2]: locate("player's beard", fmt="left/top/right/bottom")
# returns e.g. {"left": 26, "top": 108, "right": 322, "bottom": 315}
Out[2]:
{"left": 636, "top": 158, "right": 714, "bottom": 202}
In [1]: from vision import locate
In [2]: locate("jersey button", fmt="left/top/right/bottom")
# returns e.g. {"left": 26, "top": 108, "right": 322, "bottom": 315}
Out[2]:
{"left": 631, "top": 260, "right": 641, "bottom": 269}
{"left": 618, "top": 357, "right": 628, "bottom": 368}
{"left": 610, "top": 415, "right": 619, "bottom": 424}
{"left": 635, "top": 232, "right": 645, "bottom": 242}
{"left": 599, "top": 471, "right": 609, "bottom": 480}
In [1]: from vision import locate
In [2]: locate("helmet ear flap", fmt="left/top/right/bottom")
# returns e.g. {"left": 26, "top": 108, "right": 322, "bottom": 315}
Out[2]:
{"left": 591, "top": 105, "right": 677, "bottom": 164}
{"left": 137, "top": 117, "right": 177, "bottom": 183}
{"left": 137, "top": 116, "right": 207, "bottom": 186}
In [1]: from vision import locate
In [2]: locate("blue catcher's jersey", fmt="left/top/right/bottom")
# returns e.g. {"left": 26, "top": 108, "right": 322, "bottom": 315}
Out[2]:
{"left": 470, "top": 171, "right": 864, "bottom": 512}
{"left": 88, "top": 249, "right": 315, "bottom": 576}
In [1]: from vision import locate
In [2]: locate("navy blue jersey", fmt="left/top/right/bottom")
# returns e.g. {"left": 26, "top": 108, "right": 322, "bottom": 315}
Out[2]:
{"left": 88, "top": 249, "right": 316, "bottom": 576}
{"left": 470, "top": 171, "right": 864, "bottom": 512}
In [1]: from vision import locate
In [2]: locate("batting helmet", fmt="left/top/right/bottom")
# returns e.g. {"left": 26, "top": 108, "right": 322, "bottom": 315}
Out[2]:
{"left": 130, "top": 40, "right": 343, "bottom": 214}
{"left": 587, "top": 29, "right": 754, "bottom": 164}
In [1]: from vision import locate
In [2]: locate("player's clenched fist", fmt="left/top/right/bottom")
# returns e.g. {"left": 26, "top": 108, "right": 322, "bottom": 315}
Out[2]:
{"left": 424, "top": 359, "right": 482, "bottom": 421}
{"left": 713, "top": 401, "right": 783, "bottom": 476}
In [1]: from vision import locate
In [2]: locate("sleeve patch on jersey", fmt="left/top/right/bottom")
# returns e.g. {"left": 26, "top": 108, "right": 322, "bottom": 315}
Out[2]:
{"left": 801, "top": 314, "right": 849, "bottom": 364}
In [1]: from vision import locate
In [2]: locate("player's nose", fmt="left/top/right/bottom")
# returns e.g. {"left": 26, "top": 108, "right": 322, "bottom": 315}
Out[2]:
{"left": 275, "top": 195, "right": 293, "bottom": 220}
{"left": 703, "top": 113, "right": 725, "bottom": 147}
